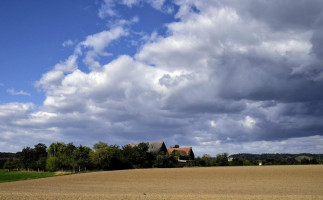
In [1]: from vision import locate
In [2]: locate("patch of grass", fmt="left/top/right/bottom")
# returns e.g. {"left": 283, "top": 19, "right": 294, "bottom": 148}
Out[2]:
{"left": 54, "top": 171, "right": 73, "bottom": 176}
{"left": 0, "top": 169, "right": 55, "bottom": 183}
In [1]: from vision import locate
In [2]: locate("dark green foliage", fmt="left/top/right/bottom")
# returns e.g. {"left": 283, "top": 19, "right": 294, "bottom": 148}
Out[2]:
{"left": 242, "top": 159, "right": 253, "bottom": 166}
{"left": 301, "top": 158, "right": 310, "bottom": 165}
{"left": 0, "top": 159, "right": 6, "bottom": 169}
{"left": 310, "top": 158, "right": 319, "bottom": 164}
{"left": 0, "top": 152, "right": 19, "bottom": 159}
{"left": 229, "top": 153, "right": 322, "bottom": 165}
{"left": 73, "top": 145, "right": 93, "bottom": 170}
{"left": 153, "top": 154, "right": 178, "bottom": 168}
{"left": 170, "top": 150, "right": 181, "bottom": 161}
{"left": 34, "top": 143, "right": 48, "bottom": 170}
{"left": 91, "top": 141, "right": 113, "bottom": 170}
{"left": 215, "top": 153, "right": 229, "bottom": 166}
{"left": 34, "top": 143, "right": 48, "bottom": 158}
{"left": 20, "top": 143, "right": 48, "bottom": 170}
{"left": 47, "top": 142, "right": 66, "bottom": 157}
{"left": 20, "top": 147, "right": 35, "bottom": 169}
{"left": 46, "top": 143, "right": 93, "bottom": 172}
{"left": 89, "top": 142, "right": 173, "bottom": 170}
{"left": 195, "top": 154, "right": 215, "bottom": 166}
{"left": 121, "top": 143, "right": 155, "bottom": 169}
{"left": 3, "top": 159, "right": 20, "bottom": 171}
{"left": 231, "top": 158, "right": 244, "bottom": 166}
{"left": 286, "top": 157, "right": 298, "bottom": 165}
{"left": 47, "top": 142, "right": 78, "bottom": 171}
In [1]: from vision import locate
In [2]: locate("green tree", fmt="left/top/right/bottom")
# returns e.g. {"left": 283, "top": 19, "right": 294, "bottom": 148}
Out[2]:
{"left": 301, "top": 158, "right": 310, "bottom": 165}
{"left": 122, "top": 143, "right": 154, "bottom": 169}
{"left": 46, "top": 157, "right": 60, "bottom": 172}
{"left": 310, "top": 158, "right": 319, "bottom": 164}
{"left": 20, "top": 147, "right": 35, "bottom": 169}
{"left": 242, "top": 159, "right": 251, "bottom": 166}
{"left": 34, "top": 143, "right": 47, "bottom": 170}
{"left": 106, "top": 145, "right": 126, "bottom": 170}
{"left": 134, "top": 143, "right": 155, "bottom": 168}
{"left": 195, "top": 154, "right": 215, "bottom": 166}
{"left": 231, "top": 158, "right": 244, "bottom": 166}
{"left": 0, "top": 159, "right": 6, "bottom": 169}
{"left": 286, "top": 157, "right": 298, "bottom": 165}
{"left": 215, "top": 153, "right": 229, "bottom": 166}
{"left": 121, "top": 145, "right": 136, "bottom": 169}
{"left": 90, "top": 141, "right": 113, "bottom": 170}
{"left": 20, "top": 143, "right": 48, "bottom": 170}
{"left": 47, "top": 142, "right": 66, "bottom": 170}
{"left": 170, "top": 150, "right": 181, "bottom": 160}
{"left": 34, "top": 143, "right": 47, "bottom": 158}
{"left": 64, "top": 143, "right": 76, "bottom": 171}
{"left": 47, "top": 142, "right": 76, "bottom": 170}
{"left": 48, "top": 142, "right": 66, "bottom": 157}
{"left": 3, "top": 159, "right": 20, "bottom": 171}
{"left": 73, "top": 145, "right": 92, "bottom": 171}
{"left": 153, "top": 154, "right": 177, "bottom": 168}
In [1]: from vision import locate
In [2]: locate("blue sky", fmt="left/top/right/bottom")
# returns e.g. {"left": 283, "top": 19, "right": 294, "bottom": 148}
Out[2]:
{"left": 0, "top": 0, "right": 323, "bottom": 155}
{"left": 1, "top": 0, "right": 99, "bottom": 104}
{"left": 0, "top": 0, "right": 175, "bottom": 104}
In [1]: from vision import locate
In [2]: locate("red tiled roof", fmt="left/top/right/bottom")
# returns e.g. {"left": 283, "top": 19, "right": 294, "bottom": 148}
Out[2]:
{"left": 167, "top": 147, "right": 192, "bottom": 156}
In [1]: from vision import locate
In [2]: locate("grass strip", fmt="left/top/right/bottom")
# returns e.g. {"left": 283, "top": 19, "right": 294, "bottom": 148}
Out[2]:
{"left": 0, "top": 170, "right": 55, "bottom": 183}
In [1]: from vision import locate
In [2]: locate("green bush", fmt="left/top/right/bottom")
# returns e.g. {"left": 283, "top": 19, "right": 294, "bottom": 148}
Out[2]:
{"left": 46, "top": 157, "right": 60, "bottom": 172}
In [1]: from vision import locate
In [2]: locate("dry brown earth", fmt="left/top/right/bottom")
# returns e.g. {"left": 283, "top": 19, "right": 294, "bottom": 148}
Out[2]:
{"left": 0, "top": 165, "right": 322, "bottom": 199}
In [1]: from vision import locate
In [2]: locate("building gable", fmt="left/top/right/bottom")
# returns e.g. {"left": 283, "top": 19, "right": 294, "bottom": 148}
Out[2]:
{"left": 128, "top": 141, "right": 167, "bottom": 155}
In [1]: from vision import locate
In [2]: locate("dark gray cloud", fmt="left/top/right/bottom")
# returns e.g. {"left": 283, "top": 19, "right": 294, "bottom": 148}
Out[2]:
{"left": 214, "top": 53, "right": 323, "bottom": 102}
{"left": 224, "top": 0, "right": 323, "bottom": 30}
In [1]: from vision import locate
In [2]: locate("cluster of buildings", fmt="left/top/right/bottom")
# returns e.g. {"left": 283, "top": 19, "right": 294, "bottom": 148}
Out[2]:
{"left": 129, "top": 141, "right": 195, "bottom": 166}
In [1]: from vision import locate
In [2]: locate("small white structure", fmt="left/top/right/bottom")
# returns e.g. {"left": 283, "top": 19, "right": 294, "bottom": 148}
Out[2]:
{"left": 259, "top": 162, "right": 262, "bottom": 166}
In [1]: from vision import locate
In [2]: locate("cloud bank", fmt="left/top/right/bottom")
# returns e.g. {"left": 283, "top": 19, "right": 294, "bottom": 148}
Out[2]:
{"left": 1, "top": 0, "right": 323, "bottom": 155}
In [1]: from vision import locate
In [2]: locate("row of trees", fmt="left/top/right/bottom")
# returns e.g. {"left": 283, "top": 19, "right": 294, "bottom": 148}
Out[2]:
{"left": 2, "top": 142, "right": 179, "bottom": 172}
{"left": 3, "top": 144, "right": 321, "bottom": 171}
{"left": 195, "top": 153, "right": 230, "bottom": 166}
{"left": 195, "top": 153, "right": 321, "bottom": 167}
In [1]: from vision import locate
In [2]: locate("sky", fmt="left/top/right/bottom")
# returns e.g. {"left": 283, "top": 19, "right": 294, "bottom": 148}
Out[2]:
{"left": 0, "top": 0, "right": 323, "bottom": 156}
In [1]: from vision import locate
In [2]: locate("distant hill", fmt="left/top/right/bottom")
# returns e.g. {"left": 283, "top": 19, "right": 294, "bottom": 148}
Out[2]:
{"left": 0, "top": 152, "right": 20, "bottom": 159}
{"left": 229, "top": 153, "right": 323, "bottom": 161}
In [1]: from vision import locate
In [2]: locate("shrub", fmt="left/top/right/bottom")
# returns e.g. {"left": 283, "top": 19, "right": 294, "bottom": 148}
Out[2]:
{"left": 46, "top": 157, "right": 60, "bottom": 172}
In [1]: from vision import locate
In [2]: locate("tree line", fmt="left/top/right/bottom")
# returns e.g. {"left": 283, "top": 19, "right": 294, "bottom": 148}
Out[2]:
{"left": 195, "top": 153, "right": 322, "bottom": 167}
{"left": 195, "top": 153, "right": 230, "bottom": 166}
{"left": 1, "top": 144, "right": 322, "bottom": 171}
{"left": 1, "top": 142, "right": 178, "bottom": 172}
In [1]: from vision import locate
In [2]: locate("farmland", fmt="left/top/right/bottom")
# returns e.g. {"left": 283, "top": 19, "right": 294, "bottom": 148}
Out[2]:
{"left": 0, "top": 165, "right": 322, "bottom": 199}
{"left": 0, "top": 170, "right": 55, "bottom": 183}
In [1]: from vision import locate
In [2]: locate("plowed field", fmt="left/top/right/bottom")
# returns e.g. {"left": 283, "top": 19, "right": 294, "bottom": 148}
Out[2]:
{"left": 0, "top": 165, "right": 322, "bottom": 199}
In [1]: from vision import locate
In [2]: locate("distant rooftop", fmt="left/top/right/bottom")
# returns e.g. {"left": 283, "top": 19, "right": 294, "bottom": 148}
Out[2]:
{"left": 128, "top": 141, "right": 167, "bottom": 154}
{"left": 168, "top": 147, "right": 192, "bottom": 156}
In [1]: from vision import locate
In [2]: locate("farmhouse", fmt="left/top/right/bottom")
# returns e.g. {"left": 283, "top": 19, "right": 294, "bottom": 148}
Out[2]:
{"left": 128, "top": 141, "right": 168, "bottom": 155}
{"left": 168, "top": 147, "right": 195, "bottom": 167}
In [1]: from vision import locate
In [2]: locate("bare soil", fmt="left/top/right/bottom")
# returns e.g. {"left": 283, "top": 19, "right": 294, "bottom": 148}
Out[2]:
{"left": 0, "top": 165, "right": 322, "bottom": 199}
